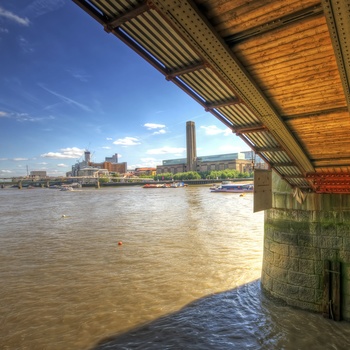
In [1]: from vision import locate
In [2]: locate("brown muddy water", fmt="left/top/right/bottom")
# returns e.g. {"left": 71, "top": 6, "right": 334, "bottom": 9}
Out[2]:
{"left": 1, "top": 186, "right": 350, "bottom": 349}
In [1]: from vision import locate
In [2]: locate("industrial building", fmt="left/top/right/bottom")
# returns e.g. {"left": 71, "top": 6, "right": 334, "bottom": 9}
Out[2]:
{"left": 156, "top": 121, "right": 265, "bottom": 175}
{"left": 68, "top": 151, "right": 127, "bottom": 177}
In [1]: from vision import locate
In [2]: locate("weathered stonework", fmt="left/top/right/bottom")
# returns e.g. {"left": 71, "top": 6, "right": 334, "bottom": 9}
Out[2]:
{"left": 261, "top": 173, "right": 350, "bottom": 321}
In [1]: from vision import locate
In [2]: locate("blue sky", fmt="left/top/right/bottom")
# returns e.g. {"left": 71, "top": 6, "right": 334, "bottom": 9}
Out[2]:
{"left": 0, "top": 0, "right": 248, "bottom": 177}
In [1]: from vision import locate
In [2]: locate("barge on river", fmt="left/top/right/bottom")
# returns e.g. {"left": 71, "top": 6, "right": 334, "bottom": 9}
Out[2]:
{"left": 210, "top": 183, "right": 253, "bottom": 193}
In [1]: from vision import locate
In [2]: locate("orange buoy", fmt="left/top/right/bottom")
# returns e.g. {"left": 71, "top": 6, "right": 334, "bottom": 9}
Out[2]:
{"left": 118, "top": 241, "right": 123, "bottom": 246}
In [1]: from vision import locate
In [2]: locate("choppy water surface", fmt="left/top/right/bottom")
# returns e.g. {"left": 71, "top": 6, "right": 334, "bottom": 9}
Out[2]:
{"left": 1, "top": 186, "right": 350, "bottom": 349}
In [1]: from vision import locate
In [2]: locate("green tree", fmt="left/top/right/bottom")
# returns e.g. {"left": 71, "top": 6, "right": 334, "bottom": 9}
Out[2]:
{"left": 173, "top": 171, "right": 201, "bottom": 180}
{"left": 99, "top": 176, "right": 109, "bottom": 183}
{"left": 154, "top": 170, "right": 253, "bottom": 181}
{"left": 154, "top": 172, "right": 174, "bottom": 181}
{"left": 238, "top": 171, "right": 251, "bottom": 178}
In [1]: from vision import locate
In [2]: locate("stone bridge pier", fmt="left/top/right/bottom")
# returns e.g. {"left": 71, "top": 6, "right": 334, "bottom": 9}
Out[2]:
{"left": 261, "top": 173, "right": 350, "bottom": 321}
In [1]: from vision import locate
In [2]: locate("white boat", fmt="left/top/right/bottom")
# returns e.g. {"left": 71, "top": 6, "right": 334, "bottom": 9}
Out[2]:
{"left": 60, "top": 186, "right": 74, "bottom": 191}
{"left": 168, "top": 181, "right": 187, "bottom": 188}
{"left": 143, "top": 182, "right": 187, "bottom": 188}
{"left": 70, "top": 182, "right": 82, "bottom": 188}
{"left": 210, "top": 183, "right": 253, "bottom": 193}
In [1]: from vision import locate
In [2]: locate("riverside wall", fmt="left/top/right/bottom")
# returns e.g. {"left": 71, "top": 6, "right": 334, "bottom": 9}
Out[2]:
{"left": 261, "top": 172, "right": 350, "bottom": 321}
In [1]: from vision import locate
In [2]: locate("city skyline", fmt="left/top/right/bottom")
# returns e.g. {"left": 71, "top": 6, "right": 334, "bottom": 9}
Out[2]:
{"left": 0, "top": 0, "right": 248, "bottom": 177}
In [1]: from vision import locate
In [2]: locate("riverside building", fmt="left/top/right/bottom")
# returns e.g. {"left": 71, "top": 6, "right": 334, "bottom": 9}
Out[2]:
{"left": 69, "top": 151, "right": 127, "bottom": 177}
{"left": 156, "top": 121, "right": 266, "bottom": 175}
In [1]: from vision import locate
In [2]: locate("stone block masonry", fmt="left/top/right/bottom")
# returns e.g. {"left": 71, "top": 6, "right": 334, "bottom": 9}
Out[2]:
{"left": 261, "top": 173, "right": 350, "bottom": 321}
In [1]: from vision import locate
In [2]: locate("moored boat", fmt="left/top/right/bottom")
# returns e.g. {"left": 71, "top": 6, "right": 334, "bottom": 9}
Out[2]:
{"left": 60, "top": 186, "right": 74, "bottom": 191}
{"left": 143, "top": 182, "right": 187, "bottom": 188}
{"left": 168, "top": 181, "right": 187, "bottom": 188}
{"left": 143, "top": 183, "right": 165, "bottom": 188}
{"left": 210, "top": 183, "right": 253, "bottom": 193}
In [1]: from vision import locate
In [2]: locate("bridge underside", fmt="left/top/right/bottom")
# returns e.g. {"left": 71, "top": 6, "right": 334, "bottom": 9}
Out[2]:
{"left": 73, "top": 0, "right": 350, "bottom": 321}
{"left": 73, "top": 0, "right": 350, "bottom": 193}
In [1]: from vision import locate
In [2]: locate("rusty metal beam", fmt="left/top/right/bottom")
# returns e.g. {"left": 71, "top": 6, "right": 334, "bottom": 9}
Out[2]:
{"left": 306, "top": 173, "right": 350, "bottom": 179}
{"left": 322, "top": 0, "right": 350, "bottom": 110}
{"left": 311, "top": 156, "right": 350, "bottom": 168}
{"left": 272, "top": 162, "right": 296, "bottom": 167}
{"left": 283, "top": 107, "right": 349, "bottom": 120}
{"left": 165, "top": 62, "right": 208, "bottom": 80}
{"left": 225, "top": 4, "right": 323, "bottom": 45}
{"left": 306, "top": 172, "right": 350, "bottom": 193}
{"left": 104, "top": 2, "right": 150, "bottom": 32}
{"left": 314, "top": 165, "right": 350, "bottom": 170}
{"left": 234, "top": 125, "right": 267, "bottom": 134}
{"left": 205, "top": 98, "right": 241, "bottom": 111}
{"left": 312, "top": 156, "right": 350, "bottom": 162}
{"left": 319, "top": 189, "right": 350, "bottom": 193}
{"left": 281, "top": 175, "right": 306, "bottom": 179}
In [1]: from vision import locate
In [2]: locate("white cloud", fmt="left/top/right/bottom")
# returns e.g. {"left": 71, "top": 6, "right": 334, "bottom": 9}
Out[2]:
{"left": 146, "top": 146, "right": 186, "bottom": 155}
{"left": 0, "top": 111, "right": 55, "bottom": 122}
{"left": 0, "top": 169, "right": 12, "bottom": 173}
{"left": 144, "top": 123, "right": 166, "bottom": 135}
{"left": 25, "top": 0, "right": 65, "bottom": 18}
{"left": 41, "top": 147, "right": 85, "bottom": 159}
{"left": 19, "top": 36, "right": 34, "bottom": 53}
{"left": 0, "top": 7, "right": 30, "bottom": 26}
{"left": 13, "top": 158, "right": 28, "bottom": 161}
{"left": 106, "top": 137, "right": 113, "bottom": 141}
{"left": 39, "top": 84, "right": 92, "bottom": 113}
{"left": 139, "top": 157, "right": 162, "bottom": 168}
{"left": 67, "top": 69, "right": 90, "bottom": 82}
{"left": 113, "top": 137, "right": 140, "bottom": 146}
{"left": 128, "top": 157, "right": 162, "bottom": 169}
{"left": 57, "top": 163, "right": 67, "bottom": 167}
{"left": 200, "top": 125, "right": 231, "bottom": 136}
{"left": 20, "top": 113, "right": 54, "bottom": 122}
{"left": 102, "top": 146, "right": 111, "bottom": 149}
{"left": 153, "top": 129, "right": 166, "bottom": 135}
{"left": 144, "top": 123, "right": 166, "bottom": 130}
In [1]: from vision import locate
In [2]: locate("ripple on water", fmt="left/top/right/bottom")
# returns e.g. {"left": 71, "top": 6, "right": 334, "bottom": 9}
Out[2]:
{"left": 1, "top": 187, "right": 350, "bottom": 350}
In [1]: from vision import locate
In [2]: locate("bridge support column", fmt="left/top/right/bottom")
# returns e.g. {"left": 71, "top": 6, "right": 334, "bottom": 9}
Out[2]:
{"left": 261, "top": 172, "right": 350, "bottom": 321}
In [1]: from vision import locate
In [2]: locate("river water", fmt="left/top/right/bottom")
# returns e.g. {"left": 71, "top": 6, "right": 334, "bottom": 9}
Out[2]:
{"left": 1, "top": 186, "right": 350, "bottom": 350}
